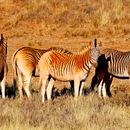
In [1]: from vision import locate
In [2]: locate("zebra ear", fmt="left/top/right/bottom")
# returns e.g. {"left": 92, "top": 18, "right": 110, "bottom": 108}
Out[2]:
{"left": 89, "top": 39, "right": 102, "bottom": 48}
{"left": 91, "top": 38, "right": 97, "bottom": 47}
{"left": 89, "top": 39, "right": 97, "bottom": 47}
{"left": 94, "top": 39, "right": 102, "bottom": 47}
{"left": 98, "top": 41, "right": 102, "bottom": 47}
{"left": 94, "top": 39, "right": 97, "bottom": 47}
{"left": 93, "top": 40, "right": 102, "bottom": 48}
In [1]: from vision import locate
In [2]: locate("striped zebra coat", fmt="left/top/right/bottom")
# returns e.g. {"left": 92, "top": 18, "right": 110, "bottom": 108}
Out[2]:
{"left": 38, "top": 39, "right": 101, "bottom": 103}
{"left": 12, "top": 46, "right": 71, "bottom": 99}
{"left": 89, "top": 48, "right": 130, "bottom": 97}
{"left": 0, "top": 34, "right": 8, "bottom": 99}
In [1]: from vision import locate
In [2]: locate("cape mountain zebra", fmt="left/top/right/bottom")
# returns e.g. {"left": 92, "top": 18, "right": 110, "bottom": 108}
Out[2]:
{"left": 89, "top": 48, "right": 130, "bottom": 97}
{"left": 38, "top": 39, "right": 101, "bottom": 103}
{"left": 0, "top": 34, "right": 8, "bottom": 99}
{"left": 12, "top": 46, "right": 71, "bottom": 99}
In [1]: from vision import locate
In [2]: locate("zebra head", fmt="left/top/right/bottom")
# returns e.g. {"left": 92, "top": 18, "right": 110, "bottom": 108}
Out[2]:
{"left": 0, "top": 34, "right": 4, "bottom": 45}
{"left": 0, "top": 34, "right": 7, "bottom": 58}
{"left": 0, "top": 34, "right": 7, "bottom": 46}
{"left": 89, "top": 39, "right": 101, "bottom": 67}
{"left": 0, "top": 34, "right": 4, "bottom": 52}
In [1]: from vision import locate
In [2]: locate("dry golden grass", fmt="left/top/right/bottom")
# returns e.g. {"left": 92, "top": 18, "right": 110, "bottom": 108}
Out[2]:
{"left": 0, "top": 0, "right": 130, "bottom": 129}
{"left": 0, "top": 90, "right": 130, "bottom": 130}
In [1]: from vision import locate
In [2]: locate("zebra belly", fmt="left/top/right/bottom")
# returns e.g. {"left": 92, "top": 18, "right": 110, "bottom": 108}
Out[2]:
{"left": 110, "top": 70, "right": 129, "bottom": 78}
{"left": 51, "top": 75, "right": 74, "bottom": 81}
{"left": 50, "top": 71, "right": 88, "bottom": 81}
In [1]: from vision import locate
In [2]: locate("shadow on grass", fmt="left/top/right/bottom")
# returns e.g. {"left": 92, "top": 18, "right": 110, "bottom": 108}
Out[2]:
{"left": 51, "top": 86, "right": 91, "bottom": 100}
{"left": 3, "top": 84, "right": 16, "bottom": 98}
{"left": 2, "top": 82, "right": 99, "bottom": 100}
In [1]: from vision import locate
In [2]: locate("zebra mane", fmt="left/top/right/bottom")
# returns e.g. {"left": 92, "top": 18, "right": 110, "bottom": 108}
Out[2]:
{"left": 103, "top": 48, "right": 130, "bottom": 54}
{"left": 74, "top": 46, "right": 89, "bottom": 55}
{"left": 48, "top": 46, "right": 90, "bottom": 55}
{"left": 48, "top": 47, "right": 72, "bottom": 54}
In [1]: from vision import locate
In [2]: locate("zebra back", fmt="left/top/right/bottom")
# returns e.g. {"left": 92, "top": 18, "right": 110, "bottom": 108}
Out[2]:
{"left": 101, "top": 48, "right": 130, "bottom": 77}
{"left": 13, "top": 46, "right": 72, "bottom": 66}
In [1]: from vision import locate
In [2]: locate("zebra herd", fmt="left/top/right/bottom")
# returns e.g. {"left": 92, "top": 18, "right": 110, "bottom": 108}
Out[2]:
{"left": 1, "top": 34, "right": 130, "bottom": 103}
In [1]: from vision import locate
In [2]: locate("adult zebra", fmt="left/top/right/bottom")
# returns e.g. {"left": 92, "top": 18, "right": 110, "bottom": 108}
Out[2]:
{"left": 89, "top": 48, "right": 130, "bottom": 97}
{"left": 38, "top": 39, "right": 101, "bottom": 103}
{"left": 12, "top": 46, "right": 71, "bottom": 100}
{"left": 0, "top": 34, "right": 8, "bottom": 99}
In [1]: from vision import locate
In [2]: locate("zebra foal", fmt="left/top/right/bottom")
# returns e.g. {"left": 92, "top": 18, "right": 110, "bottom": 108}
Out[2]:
{"left": 38, "top": 39, "right": 101, "bottom": 103}
{"left": 90, "top": 48, "right": 130, "bottom": 97}
{"left": 0, "top": 34, "right": 8, "bottom": 99}
{"left": 12, "top": 46, "right": 71, "bottom": 99}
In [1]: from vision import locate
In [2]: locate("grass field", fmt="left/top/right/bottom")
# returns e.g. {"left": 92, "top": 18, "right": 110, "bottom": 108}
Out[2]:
{"left": 0, "top": 0, "right": 130, "bottom": 129}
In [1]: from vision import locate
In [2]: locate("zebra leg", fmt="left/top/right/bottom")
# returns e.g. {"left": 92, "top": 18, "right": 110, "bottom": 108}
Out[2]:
{"left": 89, "top": 75, "right": 98, "bottom": 92}
{"left": 41, "top": 78, "right": 48, "bottom": 103}
{"left": 46, "top": 78, "right": 55, "bottom": 100}
{"left": 79, "top": 81, "right": 85, "bottom": 96}
{"left": 74, "top": 80, "right": 80, "bottom": 99}
{"left": 17, "top": 68, "right": 24, "bottom": 99}
{"left": 101, "top": 75, "right": 107, "bottom": 98}
{"left": 98, "top": 80, "right": 103, "bottom": 98}
{"left": 106, "top": 75, "right": 113, "bottom": 97}
{"left": 102, "top": 83, "right": 107, "bottom": 98}
{"left": 23, "top": 75, "right": 32, "bottom": 100}
{"left": 1, "top": 78, "right": 5, "bottom": 99}
{"left": 70, "top": 81, "right": 74, "bottom": 96}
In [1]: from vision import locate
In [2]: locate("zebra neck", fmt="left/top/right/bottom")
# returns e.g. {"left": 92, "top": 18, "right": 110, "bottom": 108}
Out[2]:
{"left": 82, "top": 53, "right": 92, "bottom": 71}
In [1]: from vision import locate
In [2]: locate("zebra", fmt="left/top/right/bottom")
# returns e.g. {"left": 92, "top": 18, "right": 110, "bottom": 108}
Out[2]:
{"left": 89, "top": 48, "right": 130, "bottom": 97}
{"left": 38, "top": 39, "right": 101, "bottom": 103}
{"left": 12, "top": 46, "right": 71, "bottom": 100}
{"left": 0, "top": 34, "right": 8, "bottom": 99}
